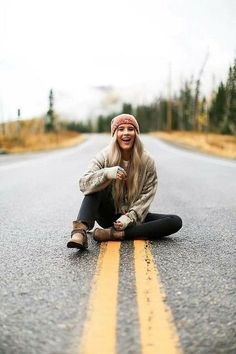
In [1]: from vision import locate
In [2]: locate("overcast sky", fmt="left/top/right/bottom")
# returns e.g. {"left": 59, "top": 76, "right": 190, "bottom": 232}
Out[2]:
{"left": 0, "top": 0, "right": 236, "bottom": 121}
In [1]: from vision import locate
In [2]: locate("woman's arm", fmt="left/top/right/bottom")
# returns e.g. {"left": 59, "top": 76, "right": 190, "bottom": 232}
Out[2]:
{"left": 79, "top": 151, "right": 126, "bottom": 195}
{"left": 115, "top": 158, "right": 158, "bottom": 229}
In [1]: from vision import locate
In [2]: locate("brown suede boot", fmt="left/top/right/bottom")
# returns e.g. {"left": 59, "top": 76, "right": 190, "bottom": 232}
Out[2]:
{"left": 92, "top": 227, "right": 124, "bottom": 242}
{"left": 67, "top": 220, "right": 88, "bottom": 249}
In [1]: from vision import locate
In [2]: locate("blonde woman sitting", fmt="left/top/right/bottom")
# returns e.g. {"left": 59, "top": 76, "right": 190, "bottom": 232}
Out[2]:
{"left": 67, "top": 114, "right": 182, "bottom": 249}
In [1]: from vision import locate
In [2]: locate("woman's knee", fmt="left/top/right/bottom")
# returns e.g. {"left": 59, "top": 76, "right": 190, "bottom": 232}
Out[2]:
{"left": 171, "top": 215, "right": 182, "bottom": 231}
{"left": 84, "top": 191, "right": 103, "bottom": 201}
{"left": 96, "top": 218, "right": 113, "bottom": 229}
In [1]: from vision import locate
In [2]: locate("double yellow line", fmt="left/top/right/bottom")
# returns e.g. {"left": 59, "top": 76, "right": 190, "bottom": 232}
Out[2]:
{"left": 79, "top": 241, "right": 182, "bottom": 354}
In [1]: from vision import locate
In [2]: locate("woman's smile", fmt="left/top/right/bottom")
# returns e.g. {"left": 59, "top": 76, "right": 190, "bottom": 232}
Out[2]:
{"left": 117, "top": 124, "right": 136, "bottom": 151}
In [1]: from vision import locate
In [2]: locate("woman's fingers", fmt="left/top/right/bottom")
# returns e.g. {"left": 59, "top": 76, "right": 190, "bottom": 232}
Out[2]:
{"left": 116, "top": 169, "right": 127, "bottom": 180}
{"left": 114, "top": 221, "right": 123, "bottom": 230}
{"left": 117, "top": 167, "right": 127, "bottom": 179}
{"left": 118, "top": 166, "right": 126, "bottom": 174}
{"left": 117, "top": 174, "right": 126, "bottom": 180}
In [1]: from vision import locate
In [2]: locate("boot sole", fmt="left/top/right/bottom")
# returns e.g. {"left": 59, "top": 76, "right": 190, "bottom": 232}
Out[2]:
{"left": 67, "top": 241, "right": 88, "bottom": 249}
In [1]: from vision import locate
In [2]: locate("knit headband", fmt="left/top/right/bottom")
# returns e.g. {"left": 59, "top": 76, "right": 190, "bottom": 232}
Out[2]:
{"left": 111, "top": 114, "right": 140, "bottom": 136}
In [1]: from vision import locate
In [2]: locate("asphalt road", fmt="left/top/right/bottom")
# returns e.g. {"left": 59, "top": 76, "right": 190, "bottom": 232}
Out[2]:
{"left": 0, "top": 134, "right": 235, "bottom": 354}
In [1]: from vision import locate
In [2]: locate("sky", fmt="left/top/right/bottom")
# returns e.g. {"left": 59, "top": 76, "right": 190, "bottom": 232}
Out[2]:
{"left": 0, "top": 0, "right": 236, "bottom": 122}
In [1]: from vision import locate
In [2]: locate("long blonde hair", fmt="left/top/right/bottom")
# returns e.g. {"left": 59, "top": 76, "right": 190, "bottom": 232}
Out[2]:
{"left": 107, "top": 131, "right": 144, "bottom": 211}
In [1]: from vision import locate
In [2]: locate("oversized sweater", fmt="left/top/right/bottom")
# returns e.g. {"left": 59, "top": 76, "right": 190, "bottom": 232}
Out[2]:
{"left": 79, "top": 147, "right": 158, "bottom": 228}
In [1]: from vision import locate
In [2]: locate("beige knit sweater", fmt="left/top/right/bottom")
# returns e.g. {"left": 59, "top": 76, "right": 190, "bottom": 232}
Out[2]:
{"left": 79, "top": 147, "right": 158, "bottom": 229}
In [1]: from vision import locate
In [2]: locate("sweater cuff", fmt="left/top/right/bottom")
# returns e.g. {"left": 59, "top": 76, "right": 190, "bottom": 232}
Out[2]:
{"left": 104, "top": 166, "right": 119, "bottom": 180}
{"left": 116, "top": 214, "right": 132, "bottom": 230}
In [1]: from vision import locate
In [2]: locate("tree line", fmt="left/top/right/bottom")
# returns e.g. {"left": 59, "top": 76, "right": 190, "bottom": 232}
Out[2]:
{"left": 94, "top": 58, "right": 236, "bottom": 135}
{"left": 4, "top": 58, "right": 233, "bottom": 137}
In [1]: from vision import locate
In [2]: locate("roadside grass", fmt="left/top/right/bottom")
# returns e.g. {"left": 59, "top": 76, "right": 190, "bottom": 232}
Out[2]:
{"left": 1, "top": 118, "right": 235, "bottom": 159}
{"left": 0, "top": 119, "right": 85, "bottom": 154}
{"left": 151, "top": 131, "right": 236, "bottom": 159}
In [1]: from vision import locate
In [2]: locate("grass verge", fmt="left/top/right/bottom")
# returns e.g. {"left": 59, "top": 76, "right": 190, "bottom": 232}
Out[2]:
{"left": 0, "top": 130, "right": 86, "bottom": 154}
{"left": 151, "top": 131, "right": 236, "bottom": 159}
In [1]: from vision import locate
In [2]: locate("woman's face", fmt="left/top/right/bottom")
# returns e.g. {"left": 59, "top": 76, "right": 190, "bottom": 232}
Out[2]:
{"left": 116, "top": 124, "right": 136, "bottom": 152}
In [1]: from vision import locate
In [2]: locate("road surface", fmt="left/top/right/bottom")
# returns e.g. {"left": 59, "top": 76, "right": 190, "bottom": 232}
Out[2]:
{"left": 0, "top": 134, "right": 235, "bottom": 354}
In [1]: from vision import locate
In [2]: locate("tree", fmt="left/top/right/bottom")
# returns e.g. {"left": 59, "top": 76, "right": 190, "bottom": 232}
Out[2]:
{"left": 179, "top": 80, "right": 194, "bottom": 131}
{"left": 122, "top": 103, "right": 133, "bottom": 115}
{"left": 209, "top": 82, "right": 227, "bottom": 133}
{"left": 45, "top": 89, "right": 58, "bottom": 132}
{"left": 226, "top": 60, "right": 236, "bottom": 134}
{"left": 209, "top": 58, "right": 236, "bottom": 134}
{"left": 97, "top": 115, "right": 105, "bottom": 132}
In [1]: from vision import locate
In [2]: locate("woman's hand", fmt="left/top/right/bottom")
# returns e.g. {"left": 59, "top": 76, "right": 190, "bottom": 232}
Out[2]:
{"left": 113, "top": 220, "right": 124, "bottom": 230}
{"left": 114, "top": 214, "right": 132, "bottom": 230}
{"left": 116, "top": 167, "right": 127, "bottom": 181}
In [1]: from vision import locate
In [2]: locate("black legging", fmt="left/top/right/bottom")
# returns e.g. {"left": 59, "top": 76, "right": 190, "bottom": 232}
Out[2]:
{"left": 77, "top": 189, "right": 182, "bottom": 239}
{"left": 125, "top": 212, "right": 182, "bottom": 239}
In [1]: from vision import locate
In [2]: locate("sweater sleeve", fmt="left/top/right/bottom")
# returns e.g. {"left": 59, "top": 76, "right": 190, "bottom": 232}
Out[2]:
{"left": 79, "top": 151, "right": 119, "bottom": 195}
{"left": 125, "top": 158, "right": 158, "bottom": 224}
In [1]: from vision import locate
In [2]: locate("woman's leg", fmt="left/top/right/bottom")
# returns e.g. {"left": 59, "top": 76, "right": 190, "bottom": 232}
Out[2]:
{"left": 124, "top": 213, "right": 182, "bottom": 239}
{"left": 77, "top": 189, "right": 117, "bottom": 230}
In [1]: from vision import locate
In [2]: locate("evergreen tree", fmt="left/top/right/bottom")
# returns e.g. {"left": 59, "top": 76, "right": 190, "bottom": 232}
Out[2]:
{"left": 45, "top": 89, "right": 57, "bottom": 132}
{"left": 209, "top": 82, "right": 227, "bottom": 132}
{"left": 226, "top": 60, "right": 236, "bottom": 134}
{"left": 179, "top": 80, "right": 194, "bottom": 131}
{"left": 135, "top": 105, "right": 152, "bottom": 132}
{"left": 97, "top": 115, "right": 106, "bottom": 132}
{"left": 122, "top": 103, "right": 133, "bottom": 115}
{"left": 159, "top": 100, "right": 167, "bottom": 131}
{"left": 171, "top": 97, "right": 180, "bottom": 130}
{"left": 150, "top": 101, "right": 159, "bottom": 131}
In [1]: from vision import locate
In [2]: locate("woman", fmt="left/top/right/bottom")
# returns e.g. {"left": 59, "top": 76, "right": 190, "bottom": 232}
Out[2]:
{"left": 67, "top": 114, "right": 182, "bottom": 249}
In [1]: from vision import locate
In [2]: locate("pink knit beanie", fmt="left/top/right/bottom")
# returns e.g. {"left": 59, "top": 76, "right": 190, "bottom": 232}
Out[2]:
{"left": 111, "top": 114, "right": 140, "bottom": 136}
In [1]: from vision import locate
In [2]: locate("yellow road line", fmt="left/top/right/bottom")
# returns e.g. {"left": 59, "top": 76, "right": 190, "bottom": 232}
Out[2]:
{"left": 80, "top": 242, "right": 121, "bottom": 354}
{"left": 134, "top": 240, "right": 182, "bottom": 354}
